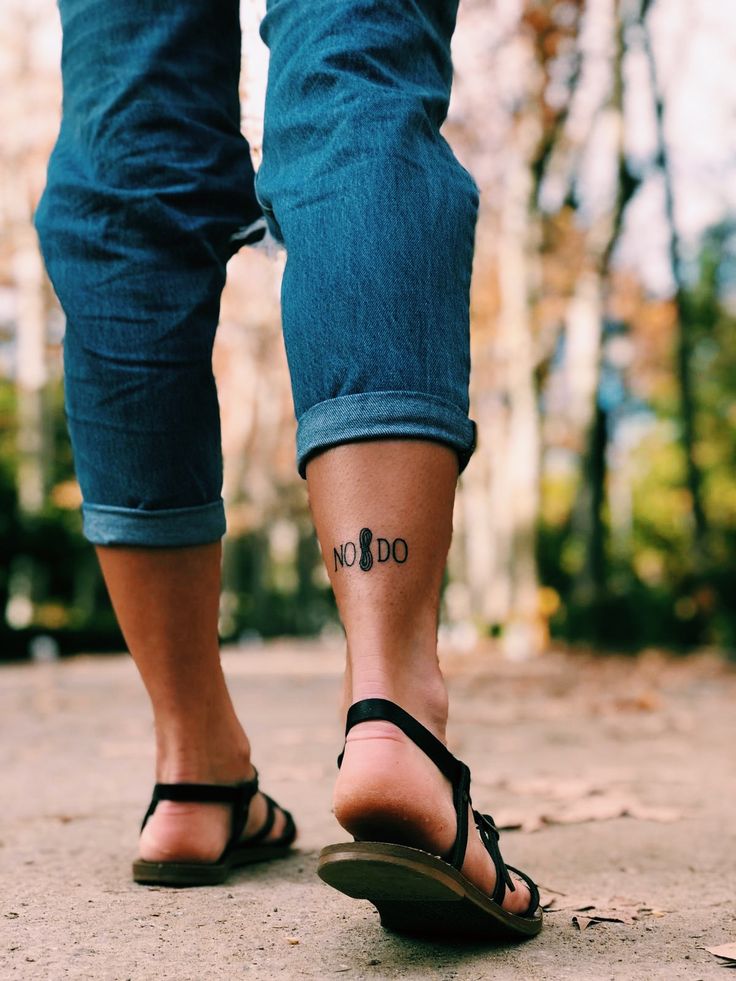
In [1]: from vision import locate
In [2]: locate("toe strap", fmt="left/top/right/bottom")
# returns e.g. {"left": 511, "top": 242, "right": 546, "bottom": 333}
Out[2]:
{"left": 245, "top": 793, "right": 277, "bottom": 845}
{"left": 276, "top": 804, "right": 298, "bottom": 847}
{"left": 475, "top": 811, "right": 516, "bottom": 905}
{"left": 505, "top": 864, "right": 541, "bottom": 918}
{"left": 235, "top": 793, "right": 297, "bottom": 850}
{"left": 476, "top": 812, "right": 539, "bottom": 917}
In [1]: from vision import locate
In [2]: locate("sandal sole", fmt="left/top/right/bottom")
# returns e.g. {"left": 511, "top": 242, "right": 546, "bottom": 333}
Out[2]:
{"left": 132, "top": 844, "right": 294, "bottom": 887}
{"left": 132, "top": 858, "right": 230, "bottom": 887}
{"left": 317, "top": 842, "right": 543, "bottom": 941}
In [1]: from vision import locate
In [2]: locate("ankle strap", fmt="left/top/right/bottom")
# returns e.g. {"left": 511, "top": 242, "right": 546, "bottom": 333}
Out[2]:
{"left": 339, "top": 699, "right": 463, "bottom": 784}
{"left": 337, "top": 698, "right": 471, "bottom": 871}
{"left": 140, "top": 774, "right": 260, "bottom": 854}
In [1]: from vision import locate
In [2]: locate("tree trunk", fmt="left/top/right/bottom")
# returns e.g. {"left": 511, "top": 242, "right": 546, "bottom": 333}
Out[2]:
{"left": 640, "top": 0, "right": 708, "bottom": 565}
{"left": 497, "top": 117, "right": 544, "bottom": 659}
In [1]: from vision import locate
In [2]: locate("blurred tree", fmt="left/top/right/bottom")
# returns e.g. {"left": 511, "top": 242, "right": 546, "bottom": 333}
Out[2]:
{"left": 1, "top": 3, "right": 54, "bottom": 635}
{"left": 639, "top": 0, "right": 708, "bottom": 566}
{"left": 565, "top": 0, "right": 640, "bottom": 630}
{"left": 1, "top": 0, "right": 735, "bottom": 659}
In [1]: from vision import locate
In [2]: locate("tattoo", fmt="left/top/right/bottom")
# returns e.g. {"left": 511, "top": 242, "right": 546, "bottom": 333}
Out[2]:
{"left": 333, "top": 526, "right": 409, "bottom": 572}
{"left": 359, "top": 527, "right": 373, "bottom": 571}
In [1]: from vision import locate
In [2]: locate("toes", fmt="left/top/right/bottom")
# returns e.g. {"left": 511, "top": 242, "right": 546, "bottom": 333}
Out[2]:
{"left": 505, "top": 871, "right": 532, "bottom": 914}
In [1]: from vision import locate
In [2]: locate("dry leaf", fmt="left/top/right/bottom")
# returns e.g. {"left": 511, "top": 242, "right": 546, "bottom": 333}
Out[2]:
{"left": 554, "top": 796, "right": 635, "bottom": 825}
{"left": 544, "top": 893, "right": 666, "bottom": 929}
{"left": 494, "top": 808, "right": 546, "bottom": 833}
{"left": 610, "top": 692, "right": 662, "bottom": 712}
{"left": 625, "top": 803, "right": 680, "bottom": 823}
{"left": 499, "top": 777, "right": 602, "bottom": 801}
{"left": 572, "top": 910, "right": 635, "bottom": 929}
{"left": 538, "top": 885, "right": 567, "bottom": 910}
{"left": 706, "top": 943, "right": 736, "bottom": 965}
{"left": 495, "top": 793, "right": 680, "bottom": 833}
{"left": 573, "top": 916, "right": 594, "bottom": 930}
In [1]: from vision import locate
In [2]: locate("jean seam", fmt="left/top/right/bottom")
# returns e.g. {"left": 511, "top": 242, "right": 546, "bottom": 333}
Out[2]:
{"left": 81, "top": 499, "right": 224, "bottom": 517}
{"left": 297, "top": 389, "right": 471, "bottom": 425}
{"left": 295, "top": 389, "right": 477, "bottom": 479}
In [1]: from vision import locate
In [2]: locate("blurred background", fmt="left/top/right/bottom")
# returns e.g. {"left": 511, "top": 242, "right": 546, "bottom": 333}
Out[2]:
{"left": 0, "top": 0, "right": 734, "bottom": 663}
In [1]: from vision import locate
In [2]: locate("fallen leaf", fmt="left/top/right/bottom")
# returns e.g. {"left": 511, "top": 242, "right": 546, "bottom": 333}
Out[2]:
{"left": 538, "top": 886, "right": 567, "bottom": 910}
{"left": 610, "top": 692, "right": 662, "bottom": 712}
{"left": 494, "top": 808, "right": 546, "bottom": 833}
{"left": 544, "top": 893, "right": 666, "bottom": 929}
{"left": 706, "top": 943, "right": 736, "bottom": 965}
{"left": 554, "top": 796, "right": 635, "bottom": 825}
{"left": 573, "top": 916, "right": 594, "bottom": 931}
{"left": 499, "top": 777, "right": 602, "bottom": 801}
{"left": 625, "top": 803, "right": 680, "bottom": 823}
{"left": 572, "top": 910, "right": 636, "bottom": 929}
{"left": 495, "top": 794, "right": 680, "bottom": 832}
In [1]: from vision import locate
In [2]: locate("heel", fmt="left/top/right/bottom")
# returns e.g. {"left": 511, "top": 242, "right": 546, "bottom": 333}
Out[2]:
{"left": 319, "top": 698, "right": 543, "bottom": 940}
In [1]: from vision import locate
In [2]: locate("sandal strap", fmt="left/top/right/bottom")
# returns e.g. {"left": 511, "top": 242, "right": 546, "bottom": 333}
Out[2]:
{"left": 474, "top": 811, "right": 516, "bottom": 905}
{"left": 337, "top": 698, "right": 471, "bottom": 871}
{"left": 505, "top": 864, "right": 541, "bottom": 918}
{"left": 140, "top": 771, "right": 261, "bottom": 854}
{"left": 338, "top": 699, "right": 464, "bottom": 785}
{"left": 243, "top": 793, "right": 277, "bottom": 845}
{"left": 337, "top": 698, "right": 535, "bottom": 911}
{"left": 239, "top": 793, "right": 298, "bottom": 850}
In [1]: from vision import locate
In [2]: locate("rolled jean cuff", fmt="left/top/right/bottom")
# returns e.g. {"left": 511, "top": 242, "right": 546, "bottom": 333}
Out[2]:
{"left": 80, "top": 499, "right": 226, "bottom": 547}
{"left": 295, "top": 391, "right": 478, "bottom": 480}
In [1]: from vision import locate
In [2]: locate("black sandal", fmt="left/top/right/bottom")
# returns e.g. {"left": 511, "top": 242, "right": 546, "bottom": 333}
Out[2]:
{"left": 317, "top": 699, "right": 542, "bottom": 940}
{"left": 132, "top": 768, "right": 297, "bottom": 886}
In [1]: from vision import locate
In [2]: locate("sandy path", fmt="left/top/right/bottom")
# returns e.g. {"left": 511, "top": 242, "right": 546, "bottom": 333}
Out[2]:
{"left": 1, "top": 640, "right": 734, "bottom": 980}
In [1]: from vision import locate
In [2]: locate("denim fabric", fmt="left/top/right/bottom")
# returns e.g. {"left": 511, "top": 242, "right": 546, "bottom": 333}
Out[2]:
{"left": 258, "top": 0, "right": 479, "bottom": 479}
{"left": 35, "top": 0, "right": 479, "bottom": 547}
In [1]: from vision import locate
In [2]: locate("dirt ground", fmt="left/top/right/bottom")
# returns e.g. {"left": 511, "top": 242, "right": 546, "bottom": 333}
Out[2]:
{"left": 1, "top": 638, "right": 734, "bottom": 981}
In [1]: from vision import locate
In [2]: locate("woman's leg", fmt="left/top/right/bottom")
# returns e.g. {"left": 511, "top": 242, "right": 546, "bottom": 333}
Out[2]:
{"left": 306, "top": 442, "right": 531, "bottom": 913}
{"left": 94, "top": 543, "right": 286, "bottom": 860}
{"left": 258, "top": 0, "right": 529, "bottom": 911}
{"left": 256, "top": 0, "right": 478, "bottom": 478}
{"left": 35, "top": 0, "right": 284, "bottom": 858}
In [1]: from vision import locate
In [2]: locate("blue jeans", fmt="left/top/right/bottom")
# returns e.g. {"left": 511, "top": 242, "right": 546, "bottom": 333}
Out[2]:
{"left": 35, "top": 0, "right": 479, "bottom": 547}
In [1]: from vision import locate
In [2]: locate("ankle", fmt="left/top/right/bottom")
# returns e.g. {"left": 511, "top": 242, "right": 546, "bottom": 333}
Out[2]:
{"left": 154, "top": 719, "right": 252, "bottom": 785}
{"left": 347, "top": 656, "right": 448, "bottom": 741}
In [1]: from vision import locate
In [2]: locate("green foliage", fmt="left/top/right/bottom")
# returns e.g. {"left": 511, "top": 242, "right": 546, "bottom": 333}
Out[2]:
{"left": 542, "top": 226, "right": 736, "bottom": 653}
{"left": 220, "top": 528, "right": 337, "bottom": 641}
{"left": 3, "top": 227, "right": 735, "bottom": 659}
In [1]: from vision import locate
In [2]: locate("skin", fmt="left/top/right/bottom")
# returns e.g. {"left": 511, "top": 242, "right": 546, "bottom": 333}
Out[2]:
{"left": 96, "top": 540, "right": 286, "bottom": 860}
{"left": 308, "top": 440, "right": 531, "bottom": 914}
{"left": 97, "top": 439, "right": 529, "bottom": 913}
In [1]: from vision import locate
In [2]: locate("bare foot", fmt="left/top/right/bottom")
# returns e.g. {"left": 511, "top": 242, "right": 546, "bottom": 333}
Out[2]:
{"left": 333, "top": 721, "right": 532, "bottom": 916}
